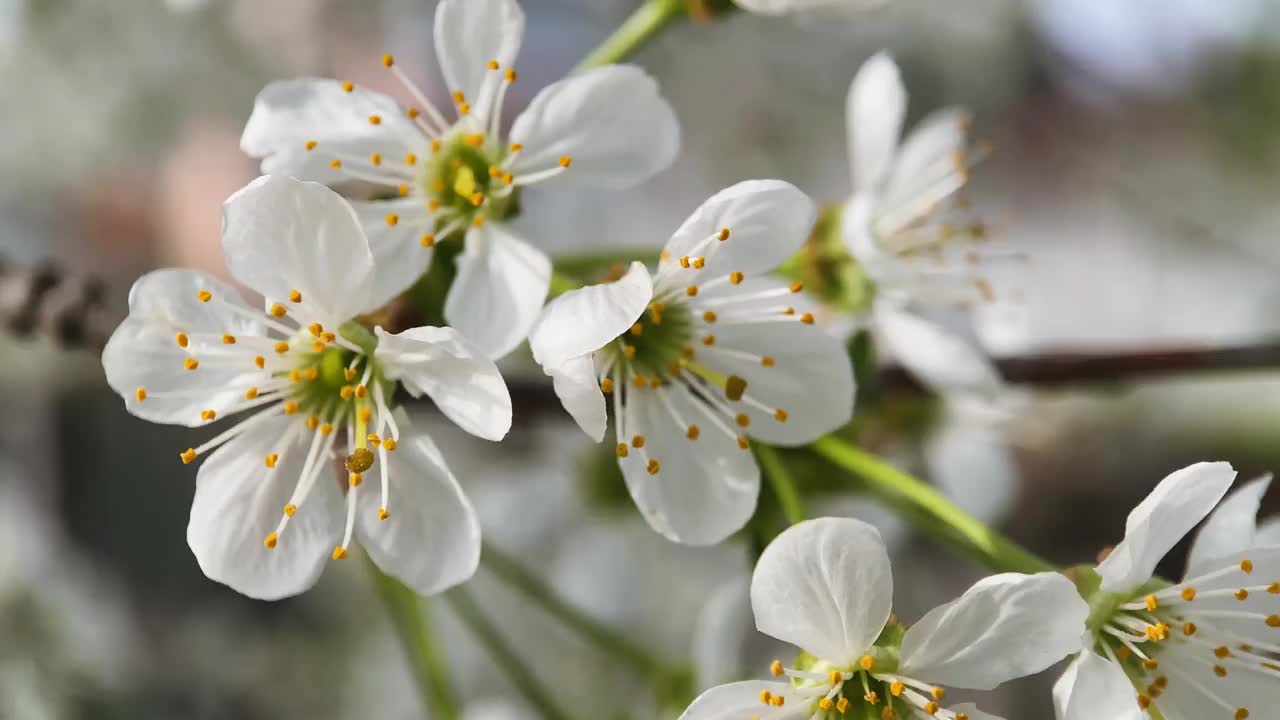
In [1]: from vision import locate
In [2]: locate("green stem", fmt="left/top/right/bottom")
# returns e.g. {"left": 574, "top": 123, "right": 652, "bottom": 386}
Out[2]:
{"left": 481, "top": 545, "right": 667, "bottom": 678}
{"left": 444, "top": 586, "right": 574, "bottom": 720}
{"left": 810, "top": 435, "right": 1055, "bottom": 575}
{"left": 754, "top": 444, "right": 806, "bottom": 526}
{"left": 576, "top": 0, "right": 688, "bottom": 71}
{"left": 366, "top": 558, "right": 460, "bottom": 720}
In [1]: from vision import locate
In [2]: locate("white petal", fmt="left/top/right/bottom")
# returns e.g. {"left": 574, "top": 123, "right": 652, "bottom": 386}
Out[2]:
{"left": 350, "top": 198, "right": 436, "bottom": 310}
{"left": 1055, "top": 652, "right": 1145, "bottom": 720}
{"left": 240, "top": 79, "right": 421, "bottom": 181}
{"left": 355, "top": 423, "right": 481, "bottom": 595}
{"left": 690, "top": 287, "right": 854, "bottom": 445}
{"left": 547, "top": 354, "right": 607, "bottom": 442}
{"left": 103, "top": 270, "right": 266, "bottom": 426}
{"left": 678, "top": 681, "right": 806, "bottom": 720}
{"left": 618, "top": 384, "right": 759, "bottom": 545}
{"left": 874, "top": 304, "right": 1002, "bottom": 399}
{"left": 508, "top": 65, "right": 679, "bottom": 191}
{"left": 374, "top": 326, "right": 512, "bottom": 442}
{"left": 187, "top": 415, "right": 342, "bottom": 600}
{"left": 528, "top": 261, "right": 653, "bottom": 369}
{"left": 1185, "top": 473, "right": 1272, "bottom": 577}
{"left": 846, "top": 52, "right": 905, "bottom": 194}
{"left": 1096, "top": 461, "right": 1236, "bottom": 593}
{"left": 221, "top": 175, "right": 375, "bottom": 323}
{"left": 947, "top": 704, "right": 1002, "bottom": 720}
{"left": 898, "top": 572, "right": 1089, "bottom": 690}
{"left": 444, "top": 221, "right": 551, "bottom": 359}
{"left": 434, "top": 0, "right": 523, "bottom": 113}
{"left": 881, "top": 107, "right": 971, "bottom": 215}
{"left": 660, "top": 180, "right": 816, "bottom": 281}
{"left": 733, "top": 0, "right": 873, "bottom": 14}
{"left": 925, "top": 404, "right": 1017, "bottom": 525}
{"left": 751, "top": 517, "right": 891, "bottom": 665}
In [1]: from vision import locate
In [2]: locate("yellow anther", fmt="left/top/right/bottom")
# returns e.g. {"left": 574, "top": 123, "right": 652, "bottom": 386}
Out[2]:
{"left": 283, "top": 503, "right": 295, "bottom": 516}
{"left": 306, "top": 416, "right": 319, "bottom": 430}
{"left": 679, "top": 256, "right": 691, "bottom": 268}
{"left": 882, "top": 708, "right": 897, "bottom": 720}
{"left": 1116, "top": 646, "right": 1131, "bottom": 660}
{"left": 264, "top": 533, "right": 278, "bottom": 549}
{"left": 264, "top": 453, "right": 278, "bottom": 468}
{"left": 274, "top": 341, "right": 290, "bottom": 354}
{"left": 769, "top": 695, "right": 784, "bottom": 707}
{"left": 1214, "top": 665, "right": 1228, "bottom": 677}
{"left": 378, "top": 508, "right": 390, "bottom": 521}
{"left": 729, "top": 271, "right": 744, "bottom": 285}
{"left": 381, "top": 53, "right": 394, "bottom": 67}
{"left": 312, "top": 341, "right": 325, "bottom": 352}
{"left": 1215, "top": 646, "right": 1232, "bottom": 659}
{"left": 1182, "top": 622, "right": 1197, "bottom": 635}
{"left": 366, "top": 434, "right": 381, "bottom": 447}
{"left": 355, "top": 385, "right": 368, "bottom": 399}
{"left": 305, "top": 322, "right": 322, "bottom": 337}
{"left": 1241, "top": 559, "right": 1254, "bottom": 573}
{"left": 686, "top": 425, "right": 700, "bottom": 440}
{"left": 1236, "top": 588, "right": 1250, "bottom": 601}
{"left": 468, "top": 192, "right": 485, "bottom": 207}
{"left": 340, "top": 385, "right": 355, "bottom": 400}
{"left": 717, "top": 228, "right": 730, "bottom": 241}
{"left": 789, "top": 281, "right": 804, "bottom": 293}
{"left": 646, "top": 459, "right": 660, "bottom": 475}
{"left": 349, "top": 472, "right": 362, "bottom": 487}
{"left": 330, "top": 159, "right": 343, "bottom": 169}
{"left": 770, "top": 660, "right": 784, "bottom": 677}
{"left": 615, "top": 443, "right": 629, "bottom": 458}
{"left": 341, "top": 80, "right": 354, "bottom": 92}
{"left": 622, "top": 344, "right": 637, "bottom": 359}
{"left": 382, "top": 438, "right": 397, "bottom": 451}
{"left": 800, "top": 313, "right": 815, "bottom": 325}
{"left": 558, "top": 156, "right": 573, "bottom": 168}
{"left": 458, "top": 102, "right": 471, "bottom": 115}
{"left": 368, "top": 114, "right": 382, "bottom": 125}
{"left": 761, "top": 356, "right": 776, "bottom": 367}
{"left": 1269, "top": 582, "right": 1280, "bottom": 594}
{"left": 631, "top": 435, "right": 646, "bottom": 449}
{"left": 1181, "top": 587, "right": 1197, "bottom": 601}
{"left": 487, "top": 59, "right": 499, "bottom": 70}
{"left": 303, "top": 368, "right": 319, "bottom": 381}
{"left": 737, "top": 436, "right": 750, "bottom": 449}
{"left": 1154, "top": 676, "right": 1168, "bottom": 689}
{"left": 889, "top": 681, "right": 904, "bottom": 697}
{"left": 600, "top": 378, "right": 615, "bottom": 393}
{"left": 759, "top": 690, "right": 772, "bottom": 704}
{"left": 465, "top": 133, "right": 486, "bottom": 146}
{"left": 197, "top": 289, "right": 212, "bottom": 302}
{"left": 254, "top": 355, "right": 265, "bottom": 368}
{"left": 174, "top": 332, "right": 190, "bottom": 349}
{"left": 818, "top": 699, "right": 834, "bottom": 712}
{"left": 269, "top": 303, "right": 287, "bottom": 318}
{"left": 956, "top": 714, "right": 969, "bottom": 720}
{"left": 686, "top": 285, "right": 698, "bottom": 297}
{"left": 184, "top": 357, "right": 199, "bottom": 371}
{"left": 304, "top": 140, "right": 317, "bottom": 151}
{"left": 702, "top": 310, "right": 717, "bottom": 323}
{"left": 289, "top": 369, "right": 302, "bottom": 383}
{"left": 838, "top": 697, "right": 851, "bottom": 712}
{"left": 859, "top": 655, "right": 874, "bottom": 671}
{"left": 692, "top": 257, "right": 705, "bottom": 269}
{"left": 135, "top": 387, "right": 148, "bottom": 402}
{"left": 180, "top": 448, "right": 197, "bottom": 464}
{"left": 1266, "top": 615, "right": 1280, "bottom": 627}
{"left": 828, "top": 670, "right": 843, "bottom": 685}
{"left": 370, "top": 152, "right": 382, "bottom": 166}
{"left": 510, "top": 143, "right": 523, "bottom": 152}
{"left": 358, "top": 407, "right": 373, "bottom": 423}
{"left": 332, "top": 546, "right": 348, "bottom": 560}
{"left": 1137, "top": 694, "right": 1152, "bottom": 710}
{"left": 1145, "top": 594, "right": 1159, "bottom": 611}
{"left": 1142, "top": 658, "right": 1159, "bottom": 670}
{"left": 736, "top": 413, "right": 750, "bottom": 428}
{"left": 221, "top": 333, "right": 237, "bottom": 345}
{"left": 319, "top": 422, "right": 334, "bottom": 435}
{"left": 406, "top": 152, "right": 418, "bottom": 165}
{"left": 505, "top": 68, "right": 517, "bottom": 83}
{"left": 784, "top": 307, "right": 796, "bottom": 315}
{"left": 924, "top": 701, "right": 939, "bottom": 715}
{"left": 930, "top": 688, "right": 945, "bottom": 702}
{"left": 244, "top": 387, "right": 259, "bottom": 400}
{"left": 1235, "top": 709, "right": 1249, "bottom": 720}
{"left": 421, "top": 234, "right": 436, "bottom": 248}
{"left": 200, "top": 409, "right": 217, "bottom": 422}
{"left": 406, "top": 107, "right": 420, "bottom": 119}
{"left": 283, "top": 401, "right": 299, "bottom": 415}
{"left": 473, "top": 215, "right": 486, "bottom": 227}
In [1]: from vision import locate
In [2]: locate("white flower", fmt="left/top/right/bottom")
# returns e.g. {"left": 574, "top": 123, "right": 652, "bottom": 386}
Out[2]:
{"left": 101, "top": 175, "right": 512, "bottom": 600}
{"left": 240, "top": 0, "right": 680, "bottom": 360}
{"left": 842, "top": 52, "right": 1006, "bottom": 401}
{"left": 527, "top": 180, "right": 854, "bottom": 545}
{"left": 733, "top": 0, "right": 887, "bottom": 17}
{"left": 680, "top": 517, "right": 1089, "bottom": 720}
{"left": 1054, "top": 462, "right": 1280, "bottom": 720}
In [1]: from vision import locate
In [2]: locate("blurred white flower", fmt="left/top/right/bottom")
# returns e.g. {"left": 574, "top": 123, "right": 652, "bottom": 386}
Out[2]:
{"left": 842, "top": 52, "right": 1008, "bottom": 402}
{"left": 101, "top": 175, "right": 511, "bottom": 600}
{"left": 680, "top": 517, "right": 1087, "bottom": 720}
{"left": 528, "top": 180, "right": 854, "bottom": 545}
{"left": 733, "top": 0, "right": 886, "bottom": 18}
{"left": 241, "top": 0, "right": 680, "bottom": 359}
{"left": 1055, "top": 462, "right": 1280, "bottom": 720}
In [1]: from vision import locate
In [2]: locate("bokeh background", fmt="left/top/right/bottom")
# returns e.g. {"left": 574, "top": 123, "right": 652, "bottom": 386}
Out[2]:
{"left": 3, "top": 0, "right": 1280, "bottom": 717}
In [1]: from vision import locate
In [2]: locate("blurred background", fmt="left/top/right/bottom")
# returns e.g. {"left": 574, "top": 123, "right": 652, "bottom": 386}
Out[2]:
{"left": 3, "top": 0, "right": 1280, "bottom": 717}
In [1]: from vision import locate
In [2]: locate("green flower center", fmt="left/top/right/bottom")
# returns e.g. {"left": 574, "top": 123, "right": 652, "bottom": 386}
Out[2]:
{"left": 421, "top": 129, "right": 521, "bottom": 231}
{"left": 282, "top": 324, "right": 392, "bottom": 425}
{"left": 600, "top": 300, "right": 694, "bottom": 382}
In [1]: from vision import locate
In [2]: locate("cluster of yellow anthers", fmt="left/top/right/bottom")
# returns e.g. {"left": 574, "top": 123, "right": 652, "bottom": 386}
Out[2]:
{"left": 1101, "top": 556, "right": 1280, "bottom": 720}
{"left": 760, "top": 657, "right": 966, "bottom": 720}
{"left": 298, "top": 53, "right": 573, "bottom": 244}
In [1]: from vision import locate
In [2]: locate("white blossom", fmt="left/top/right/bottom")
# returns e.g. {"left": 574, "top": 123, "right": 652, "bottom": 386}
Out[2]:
{"left": 528, "top": 180, "right": 854, "bottom": 545}
{"left": 240, "top": 0, "right": 680, "bottom": 359}
{"left": 681, "top": 517, "right": 1089, "bottom": 720}
{"left": 102, "top": 175, "right": 512, "bottom": 600}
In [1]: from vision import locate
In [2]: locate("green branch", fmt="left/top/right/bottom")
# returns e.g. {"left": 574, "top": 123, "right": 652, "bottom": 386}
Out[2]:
{"left": 444, "top": 586, "right": 574, "bottom": 720}
{"left": 577, "top": 0, "right": 688, "bottom": 71}
{"left": 754, "top": 444, "right": 806, "bottom": 526}
{"left": 810, "top": 435, "right": 1055, "bottom": 575}
{"left": 481, "top": 545, "right": 666, "bottom": 678}
{"left": 366, "top": 559, "right": 460, "bottom": 720}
